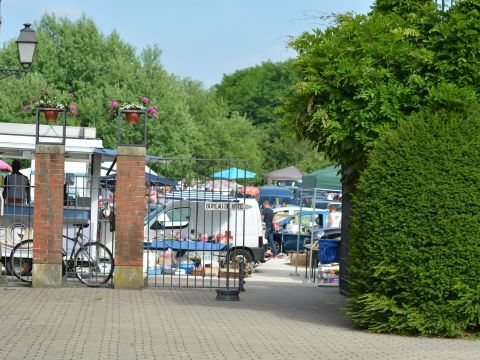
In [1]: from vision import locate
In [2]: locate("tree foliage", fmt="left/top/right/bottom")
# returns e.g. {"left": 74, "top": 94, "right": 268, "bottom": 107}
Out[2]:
{"left": 374, "top": 0, "right": 435, "bottom": 13}
{"left": 0, "top": 14, "right": 265, "bottom": 177}
{"left": 215, "top": 60, "right": 330, "bottom": 173}
{"left": 215, "top": 60, "right": 298, "bottom": 126}
{"left": 283, "top": 0, "right": 480, "bottom": 175}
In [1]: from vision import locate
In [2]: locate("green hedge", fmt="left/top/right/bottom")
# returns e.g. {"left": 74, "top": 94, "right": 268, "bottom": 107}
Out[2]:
{"left": 347, "top": 109, "right": 480, "bottom": 337}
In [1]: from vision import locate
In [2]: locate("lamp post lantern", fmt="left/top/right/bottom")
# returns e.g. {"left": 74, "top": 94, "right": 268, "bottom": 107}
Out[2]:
{"left": 0, "top": 23, "right": 37, "bottom": 79}
{"left": 16, "top": 23, "right": 37, "bottom": 69}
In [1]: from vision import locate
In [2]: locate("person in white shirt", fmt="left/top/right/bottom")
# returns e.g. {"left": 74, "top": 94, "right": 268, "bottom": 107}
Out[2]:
{"left": 327, "top": 204, "right": 341, "bottom": 228}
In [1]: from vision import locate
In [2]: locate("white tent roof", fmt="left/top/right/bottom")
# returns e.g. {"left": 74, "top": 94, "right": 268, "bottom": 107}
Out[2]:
{"left": 263, "top": 166, "right": 303, "bottom": 181}
{"left": 0, "top": 122, "right": 102, "bottom": 160}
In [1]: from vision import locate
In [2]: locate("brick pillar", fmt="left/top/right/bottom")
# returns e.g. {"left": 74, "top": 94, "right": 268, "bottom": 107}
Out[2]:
{"left": 113, "top": 146, "right": 146, "bottom": 289}
{"left": 32, "top": 145, "right": 64, "bottom": 287}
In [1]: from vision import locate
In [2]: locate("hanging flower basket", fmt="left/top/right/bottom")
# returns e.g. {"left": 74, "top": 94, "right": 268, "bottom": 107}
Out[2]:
{"left": 108, "top": 96, "right": 159, "bottom": 123}
{"left": 43, "top": 108, "right": 59, "bottom": 123}
{"left": 125, "top": 111, "right": 141, "bottom": 125}
{"left": 23, "top": 88, "right": 78, "bottom": 120}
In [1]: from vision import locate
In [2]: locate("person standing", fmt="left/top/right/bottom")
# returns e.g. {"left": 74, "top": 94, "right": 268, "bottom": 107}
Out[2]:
{"left": 148, "top": 185, "right": 158, "bottom": 205}
{"left": 2, "top": 160, "right": 31, "bottom": 205}
{"left": 261, "top": 199, "right": 278, "bottom": 258}
{"left": 327, "top": 204, "right": 341, "bottom": 228}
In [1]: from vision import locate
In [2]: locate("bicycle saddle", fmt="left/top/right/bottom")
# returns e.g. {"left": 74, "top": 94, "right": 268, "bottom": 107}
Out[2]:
{"left": 73, "top": 223, "right": 89, "bottom": 228}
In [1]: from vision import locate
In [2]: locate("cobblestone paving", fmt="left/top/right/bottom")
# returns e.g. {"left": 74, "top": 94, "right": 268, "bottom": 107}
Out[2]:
{"left": 0, "top": 259, "right": 478, "bottom": 360}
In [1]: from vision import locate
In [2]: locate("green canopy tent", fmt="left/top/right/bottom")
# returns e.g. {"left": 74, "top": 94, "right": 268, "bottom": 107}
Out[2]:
{"left": 302, "top": 165, "right": 342, "bottom": 190}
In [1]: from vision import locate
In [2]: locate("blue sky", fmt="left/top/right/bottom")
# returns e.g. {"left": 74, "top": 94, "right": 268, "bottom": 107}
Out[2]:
{"left": 2, "top": 0, "right": 374, "bottom": 87}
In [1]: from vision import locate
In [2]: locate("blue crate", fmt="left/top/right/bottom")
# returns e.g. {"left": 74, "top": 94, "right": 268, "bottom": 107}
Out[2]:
{"left": 147, "top": 266, "right": 175, "bottom": 275}
{"left": 317, "top": 239, "right": 340, "bottom": 263}
{"left": 178, "top": 262, "right": 195, "bottom": 274}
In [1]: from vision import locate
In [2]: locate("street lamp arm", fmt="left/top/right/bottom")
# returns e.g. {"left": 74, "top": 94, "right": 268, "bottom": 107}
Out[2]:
{"left": 0, "top": 68, "right": 28, "bottom": 79}
{"left": 0, "top": 23, "right": 37, "bottom": 80}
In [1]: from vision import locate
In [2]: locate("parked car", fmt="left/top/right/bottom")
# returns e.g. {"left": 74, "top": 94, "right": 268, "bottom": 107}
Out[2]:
{"left": 271, "top": 209, "right": 337, "bottom": 253}
{"left": 304, "top": 227, "right": 341, "bottom": 245}
{"left": 300, "top": 189, "right": 342, "bottom": 208}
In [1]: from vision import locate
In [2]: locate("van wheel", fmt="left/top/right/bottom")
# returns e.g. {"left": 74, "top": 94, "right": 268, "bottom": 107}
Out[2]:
{"left": 229, "top": 249, "right": 253, "bottom": 275}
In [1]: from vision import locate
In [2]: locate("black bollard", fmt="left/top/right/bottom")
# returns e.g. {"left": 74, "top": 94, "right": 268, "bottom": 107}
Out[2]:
{"left": 216, "top": 288, "right": 240, "bottom": 301}
{"left": 216, "top": 254, "right": 245, "bottom": 300}
{"left": 238, "top": 257, "right": 246, "bottom": 292}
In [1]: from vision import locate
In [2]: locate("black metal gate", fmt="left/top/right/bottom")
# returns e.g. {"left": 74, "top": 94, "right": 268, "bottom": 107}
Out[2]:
{"left": 142, "top": 158, "right": 263, "bottom": 288}
{"left": 1, "top": 157, "right": 264, "bottom": 289}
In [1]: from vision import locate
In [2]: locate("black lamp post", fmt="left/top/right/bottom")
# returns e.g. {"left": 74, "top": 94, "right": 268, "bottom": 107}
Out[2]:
{"left": 0, "top": 23, "right": 37, "bottom": 79}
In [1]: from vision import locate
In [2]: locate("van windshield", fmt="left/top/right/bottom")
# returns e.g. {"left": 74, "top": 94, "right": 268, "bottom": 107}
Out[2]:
{"left": 144, "top": 204, "right": 165, "bottom": 225}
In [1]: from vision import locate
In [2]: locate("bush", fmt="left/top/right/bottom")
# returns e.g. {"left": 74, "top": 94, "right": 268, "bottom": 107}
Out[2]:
{"left": 347, "top": 108, "right": 480, "bottom": 337}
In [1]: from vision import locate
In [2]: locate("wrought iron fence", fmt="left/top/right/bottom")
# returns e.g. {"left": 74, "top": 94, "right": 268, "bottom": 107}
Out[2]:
{"left": 142, "top": 158, "right": 261, "bottom": 289}
{"left": 1, "top": 167, "right": 34, "bottom": 286}
{"left": 1, "top": 157, "right": 266, "bottom": 289}
{"left": 0, "top": 166, "right": 115, "bottom": 287}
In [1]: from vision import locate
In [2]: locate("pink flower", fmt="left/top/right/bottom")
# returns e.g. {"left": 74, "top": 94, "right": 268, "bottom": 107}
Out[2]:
{"left": 147, "top": 105, "right": 158, "bottom": 118}
{"left": 142, "top": 97, "right": 149, "bottom": 104}
{"left": 23, "top": 104, "right": 31, "bottom": 111}
{"left": 111, "top": 101, "right": 119, "bottom": 108}
{"left": 68, "top": 103, "right": 78, "bottom": 117}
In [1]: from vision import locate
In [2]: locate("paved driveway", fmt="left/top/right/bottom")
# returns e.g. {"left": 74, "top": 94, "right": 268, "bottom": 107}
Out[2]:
{"left": 0, "top": 258, "right": 478, "bottom": 360}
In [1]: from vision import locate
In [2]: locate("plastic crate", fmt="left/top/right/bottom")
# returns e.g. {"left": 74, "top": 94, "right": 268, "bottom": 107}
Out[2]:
{"left": 318, "top": 239, "right": 340, "bottom": 263}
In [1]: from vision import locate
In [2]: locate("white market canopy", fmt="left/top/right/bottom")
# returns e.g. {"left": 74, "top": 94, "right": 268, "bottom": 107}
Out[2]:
{"left": 263, "top": 165, "right": 303, "bottom": 182}
{"left": 0, "top": 122, "right": 102, "bottom": 161}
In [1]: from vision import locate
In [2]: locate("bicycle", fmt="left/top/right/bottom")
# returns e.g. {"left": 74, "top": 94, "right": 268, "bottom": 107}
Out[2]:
{"left": 9, "top": 223, "right": 114, "bottom": 287}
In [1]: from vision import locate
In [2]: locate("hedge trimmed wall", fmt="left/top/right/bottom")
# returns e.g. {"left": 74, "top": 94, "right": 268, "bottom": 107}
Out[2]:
{"left": 347, "top": 109, "right": 480, "bottom": 337}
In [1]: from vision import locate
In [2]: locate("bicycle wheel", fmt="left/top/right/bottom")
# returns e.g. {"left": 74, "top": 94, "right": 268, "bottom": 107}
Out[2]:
{"left": 74, "top": 242, "right": 114, "bottom": 286}
{"left": 9, "top": 239, "right": 34, "bottom": 284}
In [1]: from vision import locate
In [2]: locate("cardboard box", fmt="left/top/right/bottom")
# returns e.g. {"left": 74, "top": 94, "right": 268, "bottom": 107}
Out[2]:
{"left": 204, "top": 266, "right": 219, "bottom": 277}
{"left": 289, "top": 253, "right": 307, "bottom": 266}
{"left": 218, "top": 268, "right": 250, "bottom": 278}
{"left": 218, "top": 269, "right": 240, "bottom": 278}
{"left": 192, "top": 267, "right": 205, "bottom": 276}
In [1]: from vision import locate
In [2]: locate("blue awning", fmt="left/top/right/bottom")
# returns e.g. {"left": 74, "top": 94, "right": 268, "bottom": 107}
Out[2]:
{"left": 211, "top": 167, "right": 256, "bottom": 180}
{"left": 93, "top": 148, "right": 171, "bottom": 164}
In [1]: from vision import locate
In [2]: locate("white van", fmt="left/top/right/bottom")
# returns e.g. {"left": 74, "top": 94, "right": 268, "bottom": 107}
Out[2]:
{"left": 143, "top": 191, "right": 266, "bottom": 265}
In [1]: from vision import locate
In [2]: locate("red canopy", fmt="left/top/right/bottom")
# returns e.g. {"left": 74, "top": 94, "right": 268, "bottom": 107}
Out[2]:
{"left": 0, "top": 160, "right": 12, "bottom": 172}
{"left": 239, "top": 186, "right": 260, "bottom": 198}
